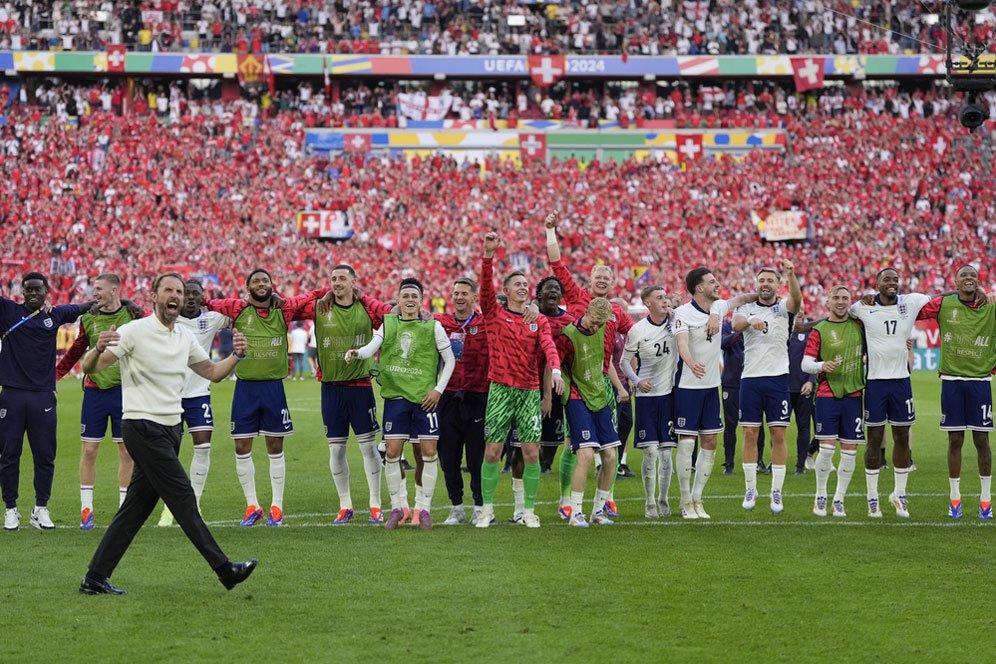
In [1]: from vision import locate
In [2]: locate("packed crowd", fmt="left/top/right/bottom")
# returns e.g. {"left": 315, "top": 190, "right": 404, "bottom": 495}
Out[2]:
{"left": 1, "top": 78, "right": 994, "bottom": 316}
{"left": 1, "top": 1, "right": 992, "bottom": 56}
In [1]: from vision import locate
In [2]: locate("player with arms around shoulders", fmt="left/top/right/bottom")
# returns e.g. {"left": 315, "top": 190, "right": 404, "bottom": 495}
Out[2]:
{"left": 802, "top": 285, "right": 867, "bottom": 518}
{"left": 848, "top": 268, "right": 934, "bottom": 518}
{"left": 345, "top": 278, "right": 456, "bottom": 530}
{"left": 916, "top": 264, "right": 996, "bottom": 519}
{"left": 732, "top": 260, "right": 802, "bottom": 514}
{"left": 621, "top": 285, "right": 679, "bottom": 519}
{"left": 673, "top": 268, "right": 757, "bottom": 519}
{"left": 477, "top": 231, "right": 564, "bottom": 529}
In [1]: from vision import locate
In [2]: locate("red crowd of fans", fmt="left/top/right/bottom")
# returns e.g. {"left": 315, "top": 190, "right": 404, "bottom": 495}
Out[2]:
{"left": 1, "top": 1, "right": 992, "bottom": 57}
{"left": 1, "top": 79, "right": 993, "bottom": 317}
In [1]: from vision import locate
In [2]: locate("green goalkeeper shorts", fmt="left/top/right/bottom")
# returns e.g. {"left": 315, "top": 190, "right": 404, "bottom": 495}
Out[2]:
{"left": 484, "top": 382, "right": 541, "bottom": 444}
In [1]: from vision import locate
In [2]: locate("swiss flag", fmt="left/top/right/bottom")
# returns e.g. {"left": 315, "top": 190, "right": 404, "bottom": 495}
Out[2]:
{"left": 676, "top": 134, "right": 703, "bottom": 165}
{"left": 519, "top": 133, "right": 546, "bottom": 161}
{"left": 298, "top": 211, "right": 322, "bottom": 238}
{"left": 106, "top": 44, "right": 126, "bottom": 73}
{"left": 343, "top": 134, "right": 371, "bottom": 153}
{"left": 528, "top": 55, "right": 566, "bottom": 87}
{"left": 791, "top": 57, "right": 825, "bottom": 93}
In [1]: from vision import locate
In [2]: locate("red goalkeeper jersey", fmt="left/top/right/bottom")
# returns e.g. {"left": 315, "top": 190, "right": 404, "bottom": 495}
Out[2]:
{"left": 480, "top": 256, "right": 560, "bottom": 390}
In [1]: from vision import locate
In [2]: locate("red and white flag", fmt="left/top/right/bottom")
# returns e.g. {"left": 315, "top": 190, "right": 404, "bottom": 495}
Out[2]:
{"left": 519, "top": 133, "right": 546, "bottom": 161}
{"left": 791, "top": 57, "right": 825, "bottom": 92}
{"left": 343, "top": 134, "right": 371, "bottom": 153}
{"left": 676, "top": 134, "right": 703, "bottom": 165}
{"left": 106, "top": 44, "right": 126, "bottom": 73}
{"left": 528, "top": 55, "right": 566, "bottom": 88}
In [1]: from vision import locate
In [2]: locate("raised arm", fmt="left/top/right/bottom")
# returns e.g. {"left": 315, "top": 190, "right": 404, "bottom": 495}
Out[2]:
{"left": 480, "top": 232, "right": 501, "bottom": 318}
{"left": 544, "top": 212, "right": 588, "bottom": 308}
{"left": 783, "top": 259, "right": 802, "bottom": 314}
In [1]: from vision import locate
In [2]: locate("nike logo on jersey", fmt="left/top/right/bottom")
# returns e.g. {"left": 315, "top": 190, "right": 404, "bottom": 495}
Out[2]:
{"left": 44, "top": 407, "right": 53, "bottom": 412}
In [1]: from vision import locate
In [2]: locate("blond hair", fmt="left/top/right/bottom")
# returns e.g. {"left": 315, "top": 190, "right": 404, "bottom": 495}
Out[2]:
{"left": 587, "top": 297, "right": 613, "bottom": 325}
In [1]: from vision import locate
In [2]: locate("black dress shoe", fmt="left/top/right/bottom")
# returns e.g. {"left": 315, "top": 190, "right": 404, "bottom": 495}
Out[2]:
{"left": 80, "top": 575, "right": 127, "bottom": 595}
{"left": 217, "top": 559, "right": 259, "bottom": 590}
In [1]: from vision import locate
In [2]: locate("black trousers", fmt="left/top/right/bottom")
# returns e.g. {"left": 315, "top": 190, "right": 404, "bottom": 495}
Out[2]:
{"left": 88, "top": 419, "right": 228, "bottom": 579}
{"left": 790, "top": 391, "right": 816, "bottom": 469}
{"left": 722, "top": 385, "right": 765, "bottom": 466}
{"left": 437, "top": 390, "right": 486, "bottom": 507}
{"left": 616, "top": 397, "right": 633, "bottom": 458}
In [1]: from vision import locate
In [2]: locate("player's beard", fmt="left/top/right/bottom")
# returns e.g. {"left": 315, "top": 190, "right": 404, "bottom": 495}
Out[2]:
{"left": 251, "top": 287, "right": 273, "bottom": 304}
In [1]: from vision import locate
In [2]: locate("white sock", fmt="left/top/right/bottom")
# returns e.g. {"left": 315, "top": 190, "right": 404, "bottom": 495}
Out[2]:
{"left": 641, "top": 446, "right": 659, "bottom": 506}
{"left": 358, "top": 436, "right": 382, "bottom": 509}
{"left": 512, "top": 477, "right": 524, "bottom": 514}
{"left": 834, "top": 449, "right": 856, "bottom": 502}
{"left": 385, "top": 457, "right": 403, "bottom": 510}
{"left": 865, "top": 467, "right": 880, "bottom": 501}
{"left": 743, "top": 462, "right": 758, "bottom": 493}
{"left": 893, "top": 466, "right": 909, "bottom": 496}
{"left": 982, "top": 476, "right": 992, "bottom": 503}
{"left": 268, "top": 452, "right": 285, "bottom": 510}
{"left": 570, "top": 490, "right": 584, "bottom": 516}
{"left": 189, "top": 443, "right": 211, "bottom": 503}
{"left": 414, "top": 484, "right": 426, "bottom": 512}
{"left": 949, "top": 477, "right": 961, "bottom": 502}
{"left": 771, "top": 464, "right": 786, "bottom": 494}
{"left": 119, "top": 487, "right": 128, "bottom": 507}
{"left": 658, "top": 448, "right": 673, "bottom": 503}
{"left": 235, "top": 452, "right": 259, "bottom": 507}
{"left": 676, "top": 438, "right": 694, "bottom": 504}
{"left": 593, "top": 489, "right": 610, "bottom": 516}
{"left": 329, "top": 443, "right": 352, "bottom": 510}
{"left": 421, "top": 454, "right": 438, "bottom": 508}
{"left": 80, "top": 486, "right": 93, "bottom": 511}
{"left": 620, "top": 450, "right": 628, "bottom": 465}
{"left": 691, "top": 448, "right": 715, "bottom": 502}
{"left": 815, "top": 444, "right": 834, "bottom": 497}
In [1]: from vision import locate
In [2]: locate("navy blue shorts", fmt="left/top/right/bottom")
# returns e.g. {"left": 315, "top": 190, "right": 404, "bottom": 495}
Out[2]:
{"left": 815, "top": 396, "right": 865, "bottom": 444}
{"left": 674, "top": 387, "right": 723, "bottom": 436}
{"left": 383, "top": 398, "right": 439, "bottom": 440}
{"left": 321, "top": 383, "right": 379, "bottom": 442}
{"left": 634, "top": 393, "right": 675, "bottom": 449}
{"left": 739, "top": 375, "right": 791, "bottom": 428}
{"left": 541, "top": 397, "right": 565, "bottom": 447}
{"left": 81, "top": 385, "right": 123, "bottom": 443}
{"left": 181, "top": 395, "right": 214, "bottom": 433}
{"left": 230, "top": 379, "right": 292, "bottom": 438}
{"left": 864, "top": 378, "right": 915, "bottom": 427}
{"left": 565, "top": 400, "right": 620, "bottom": 451}
{"left": 940, "top": 380, "right": 994, "bottom": 432}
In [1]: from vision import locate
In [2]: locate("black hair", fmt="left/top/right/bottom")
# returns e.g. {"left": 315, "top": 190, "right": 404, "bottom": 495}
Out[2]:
{"left": 453, "top": 277, "right": 478, "bottom": 293}
{"left": 399, "top": 277, "right": 424, "bottom": 295}
{"left": 685, "top": 267, "right": 712, "bottom": 294}
{"left": 876, "top": 267, "right": 899, "bottom": 280}
{"left": 246, "top": 268, "right": 272, "bottom": 287}
{"left": 332, "top": 264, "right": 357, "bottom": 277}
{"left": 22, "top": 272, "right": 49, "bottom": 289}
{"left": 502, "top": 271, "right": 526, "bottom": 288}
{"left": 535, "top": 276, "right": 563, "bottom": 299}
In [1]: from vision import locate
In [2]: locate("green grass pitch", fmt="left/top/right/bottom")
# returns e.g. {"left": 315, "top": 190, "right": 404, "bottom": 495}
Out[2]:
{"left": 2, "top": 373, "right": 993, "bottom": 662}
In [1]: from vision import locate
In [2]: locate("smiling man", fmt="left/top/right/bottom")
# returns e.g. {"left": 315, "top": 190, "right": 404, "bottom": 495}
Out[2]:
{"left": 916, "top": 265, "right": 996, "bottom": 519}
{"left": 1, "top": 272, "right": 93, "bottom": 531}
{"left": 55, "top": 273, "right": 141, "bottom": 530}
{"left": 345, "top": 278, "right": 455, "bottom": 530}
{"left": 206, "top": 269, "right": 324, "bottom": 528}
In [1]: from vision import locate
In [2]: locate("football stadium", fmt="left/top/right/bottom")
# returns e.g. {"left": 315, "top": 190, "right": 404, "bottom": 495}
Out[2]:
{"left": 1, "top": 1, "right": 995, "bottom": 661}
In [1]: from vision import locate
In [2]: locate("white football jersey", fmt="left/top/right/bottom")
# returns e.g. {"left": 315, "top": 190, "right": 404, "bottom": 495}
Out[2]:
{"left": 735, "top": 298, "right": 792, "bottom": 378}
{"left": 673, "top": 299, "right": 729, "bottom": 389}
{"left": 849, "top": 293, "right": 930, "bottom": 380}
{"left": 623, "top": 316, "right": 677, "bottom": 397}
{"left": 177, "top": 310, "right": 230, "bottom": 398}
